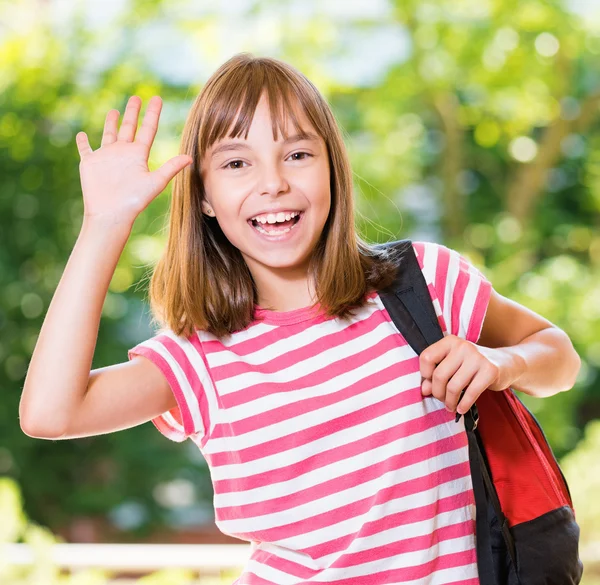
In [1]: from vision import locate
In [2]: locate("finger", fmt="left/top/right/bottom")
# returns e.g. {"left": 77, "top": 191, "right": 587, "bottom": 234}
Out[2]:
{"left": 75, "top": 131, "right": 93, "bottom": 158}
{"left": 117, "top": 95, "right": 142, "bottom": 142}
{"left": 419, "top": 336, "right": 455, "bottom": 381}
{"left": 421, "top": 378, "right": 433, "bottom": 396}
{"left": 456, "top": 368, "right": 493, "bottom": 415}
{"left": 101, "top": 109, "right": 120, "bottom": 147}
{"left": 136, "top": 96, "right": 162, "bottom": 149}
{"left": 444, "top": 364, "right": 478, "bottom": 412}
{"left": 430, "top": 350, "right": 462, "bottom": 404}
{"left": 150, "top": 154, "right": 193, "bottom": 194}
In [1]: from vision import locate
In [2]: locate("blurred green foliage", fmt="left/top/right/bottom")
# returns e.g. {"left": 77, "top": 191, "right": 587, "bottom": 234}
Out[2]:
{"left": 0, "top": 476, "right": 113, "bottom": 584}
{"left": 562, "top": 420, "right": 600, "bottom": 550}
{"left": 1, "top": 0, "right": 599, "bottom": 552}
{"left": 0, "top": 477, "right": 244, "bottom": 583}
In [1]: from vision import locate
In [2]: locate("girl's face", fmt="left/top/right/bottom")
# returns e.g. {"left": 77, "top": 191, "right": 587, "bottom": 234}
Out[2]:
{"left": 200, "top": 93, "right": 331, "bottom": 283}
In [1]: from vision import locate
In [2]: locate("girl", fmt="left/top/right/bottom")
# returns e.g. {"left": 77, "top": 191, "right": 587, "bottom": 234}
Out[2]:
{"left": 21, "top": 53, "right": 581, "bottom": 584}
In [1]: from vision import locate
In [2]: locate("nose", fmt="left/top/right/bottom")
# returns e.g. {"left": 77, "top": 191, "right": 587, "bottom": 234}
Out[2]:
{"left": 257, "top": 160, "right": 290, "bottom": 197}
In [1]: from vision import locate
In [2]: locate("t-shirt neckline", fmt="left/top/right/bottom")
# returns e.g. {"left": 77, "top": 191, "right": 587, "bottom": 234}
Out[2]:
{"left": 253, "top": 301, "right": 326, "bottom": 325}
{"left": 252, "top": 291, "right": 378, "bottom": 326}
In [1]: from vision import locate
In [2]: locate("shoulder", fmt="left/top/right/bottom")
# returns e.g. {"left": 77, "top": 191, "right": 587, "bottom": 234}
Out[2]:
{"left": 411, "top": 240, "right": 451, "bottom": 272}
{"left": 411, "top": 240, "right": 489, "bottom": 284}
{"left": 129, "top": 328, "right": 196, "bottom": 362}
{"left": 128, "top": 328, "right": 213, "bottom": 443}
{"left": 410, "top": 240, "right": 493, "bottom": 342}
{"left": 128, "top": 328, "right": 212, "bottom": 399}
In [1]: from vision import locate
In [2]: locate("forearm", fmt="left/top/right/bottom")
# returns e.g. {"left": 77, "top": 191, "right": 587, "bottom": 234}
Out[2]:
{"left": 496, "top": 326, "right": 581, "bottom": 398}
{"left": 20, "top": 217, "right": 132, "bottom": 437}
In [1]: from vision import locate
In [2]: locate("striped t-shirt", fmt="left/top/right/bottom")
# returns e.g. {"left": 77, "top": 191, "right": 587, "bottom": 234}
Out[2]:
{"left": 128, "top": 240, "right": 493, "bottom": 585}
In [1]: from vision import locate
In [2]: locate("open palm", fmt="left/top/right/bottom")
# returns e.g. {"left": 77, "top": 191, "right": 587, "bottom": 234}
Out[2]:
{"left": 76, "top": 95, "right": 193, "bottom": 228}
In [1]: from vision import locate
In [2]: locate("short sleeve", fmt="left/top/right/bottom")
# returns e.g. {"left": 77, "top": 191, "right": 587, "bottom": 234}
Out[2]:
{"left": 128, "top": 329, "right": 211, "bottom": 443}
{"left": 412, "top": 241, "right": 493, "bottom": 344}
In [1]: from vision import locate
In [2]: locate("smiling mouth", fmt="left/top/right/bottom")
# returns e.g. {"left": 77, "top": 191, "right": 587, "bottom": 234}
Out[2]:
{"left": 248, "top": 212, "right": 303, "bottom": 234}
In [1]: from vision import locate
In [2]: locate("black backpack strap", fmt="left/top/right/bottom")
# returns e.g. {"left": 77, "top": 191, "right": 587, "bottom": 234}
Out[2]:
{"left": 374, "top": 239, "right": 443, "bottom": 352}
{"left": 375, "top": 239, "right": 518, "bottom": 584}
{"left": 375, "top": 239, "right": 479, "bottom": 429}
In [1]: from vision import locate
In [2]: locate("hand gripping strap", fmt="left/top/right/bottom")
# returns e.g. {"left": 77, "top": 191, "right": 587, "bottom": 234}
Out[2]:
{"left": 375, "top": 239, "right": 518, "bottom": 584}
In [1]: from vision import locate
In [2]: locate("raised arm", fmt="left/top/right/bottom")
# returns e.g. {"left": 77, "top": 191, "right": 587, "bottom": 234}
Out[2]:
{"left": 19, "top": 95, "right": 192, "bottom": 439}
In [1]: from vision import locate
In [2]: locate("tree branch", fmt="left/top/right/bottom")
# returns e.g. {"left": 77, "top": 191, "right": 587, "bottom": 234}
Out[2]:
{"left": 505, "top": 50, "right": 600, "bottom": 225}
{"left": 433, "top": 92, "right": 466, "bottom": 241}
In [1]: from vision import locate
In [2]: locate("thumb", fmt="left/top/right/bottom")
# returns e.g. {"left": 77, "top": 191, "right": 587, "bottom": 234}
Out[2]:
{"left": 151, "top": 155, "right": 193, "bottom": 192}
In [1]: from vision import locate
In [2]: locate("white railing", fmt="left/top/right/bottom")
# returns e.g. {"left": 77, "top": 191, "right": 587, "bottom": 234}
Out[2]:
{"left": 5, "top": 541, "right": 599, "bottom": 578}
{"left": 4, "top": 542, "right": 251, "bottom": 573}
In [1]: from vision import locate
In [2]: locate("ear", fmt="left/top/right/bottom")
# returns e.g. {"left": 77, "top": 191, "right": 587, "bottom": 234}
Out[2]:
{"left": 201, "top": 199, "right": 214, "bottom": 217}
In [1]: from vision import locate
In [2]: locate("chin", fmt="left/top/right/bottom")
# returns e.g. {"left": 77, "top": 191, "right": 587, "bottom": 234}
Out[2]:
{"left": 240, "top": 244, "right": 314, "bottom": 272}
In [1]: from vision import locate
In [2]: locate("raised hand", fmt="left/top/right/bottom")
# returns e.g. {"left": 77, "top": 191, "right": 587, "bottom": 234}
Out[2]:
{"left": 75, "top": 95, "right": 193, "bottom": 229}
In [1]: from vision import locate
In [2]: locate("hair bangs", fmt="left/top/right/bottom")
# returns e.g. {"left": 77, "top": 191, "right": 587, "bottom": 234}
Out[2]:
{"left": 199, "top": 68, "right": 315, "bottom": 160}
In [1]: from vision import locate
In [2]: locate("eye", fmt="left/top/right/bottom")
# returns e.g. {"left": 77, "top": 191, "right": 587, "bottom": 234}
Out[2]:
{"left": 289, "top": 151, "right": 312, "bottom": 161}
{"left": 223, "top": 159, "right": 247, "bottom": 170}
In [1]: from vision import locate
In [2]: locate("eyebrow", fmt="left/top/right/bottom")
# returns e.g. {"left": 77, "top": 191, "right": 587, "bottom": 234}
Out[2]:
{"left": 210, "top": 132, "right": 320, "bottom": 159}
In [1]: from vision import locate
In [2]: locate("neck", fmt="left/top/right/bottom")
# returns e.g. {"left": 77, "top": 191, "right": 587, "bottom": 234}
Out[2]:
{"left": 251, "top": 263, "right": 317, "bottom": 312}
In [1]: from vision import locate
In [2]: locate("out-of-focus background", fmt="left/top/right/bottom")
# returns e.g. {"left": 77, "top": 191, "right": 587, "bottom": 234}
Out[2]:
{"left": 1, "top": 0, "right": 600, "bottom": 583}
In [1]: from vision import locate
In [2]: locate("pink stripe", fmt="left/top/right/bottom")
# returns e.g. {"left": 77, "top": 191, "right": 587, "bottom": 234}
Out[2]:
{"left": 128, "top": 345, "right": 193, "bottom": 440}
{"left": 212, "top": 308, "right": 386, "bottom": 385}
{"left": 451, "top": 257, "right": 470, "bottom": 337}
{"left": 234, "top": 559, "right": 479, "bottom": 585}
{"left": 238, "top": 571, "right": 279, "bottom": 585}
{"left": 188, "top": 334, "right": 220, "bottom": 446}
{"left": 214, "top": 419, "right": 465, "bottom": 514}
{"left": 431, "top": 244, "right": 450, "bottom": 319}
{"left": 415, "top": 242, "right": 456, "bottom": 336}
{"left": 466, "top": 278, "right": 492, "bottom": 344}
{"left": 424, "top": 280, "right": 449, "bottom": 333}
{"left": 216, "top": 461, "right": 471, "bottom": 543}
{"left": 160, "top": 335, "right": 211, "bottom": 437}
{"left": 148, "top": 411, "right": 184, "bottom": 442}
{"left": 328, "top": 520, "right": 474, "bottom": 568}
{"left": 209, "top": 358, "right": 421, "bottom": 464}
{"left": 128, "top": 335, "right": 209, "bottom": 440}
{"left": 212, "top": 347, "right": 418, "bottom": 438}
{"left": 412, "top": 241, "right": 425, "bottom": 268}
{"left": 302, "top": 490, "right": 475, "bottom": 560}
{"left": 202, "top": 310, "right": 335, "bottom": 355}
{"left": 249, "top": 546, "right": 477, "bottom": 584}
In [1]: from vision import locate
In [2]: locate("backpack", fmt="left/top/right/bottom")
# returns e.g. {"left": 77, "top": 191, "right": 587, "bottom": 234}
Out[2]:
{"left": 375, "top": 239, "right": 583, "bottom": 585}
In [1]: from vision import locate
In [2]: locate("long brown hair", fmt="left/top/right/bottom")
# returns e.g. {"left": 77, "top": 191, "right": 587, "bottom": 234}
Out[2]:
{"left": 148, "top": 52, "right": 402, "bottom": 338}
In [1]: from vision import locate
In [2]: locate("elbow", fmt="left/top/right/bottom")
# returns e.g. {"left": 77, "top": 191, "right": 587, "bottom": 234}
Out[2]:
{"left": 19, "top": 392, "right": 67, "bottom": 439}
{"left": 20, "top": 422, "right": 65, "bottom": 440}
{"left": 565, "top": 350, "right": 582, "bottom": 392}
{"left": 559, "top": 338, "right": 582, "bottom": 393}
{"left": 21, "top": 422, "right": 64, "bottom": 441}
{"left": 19, "top": 411, "right": 66, "bottom": 440}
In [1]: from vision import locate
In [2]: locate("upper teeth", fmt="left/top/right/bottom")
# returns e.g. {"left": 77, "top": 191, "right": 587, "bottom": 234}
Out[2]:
{"left": 251, "top": 211, "right": 301, "bottom": 224}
